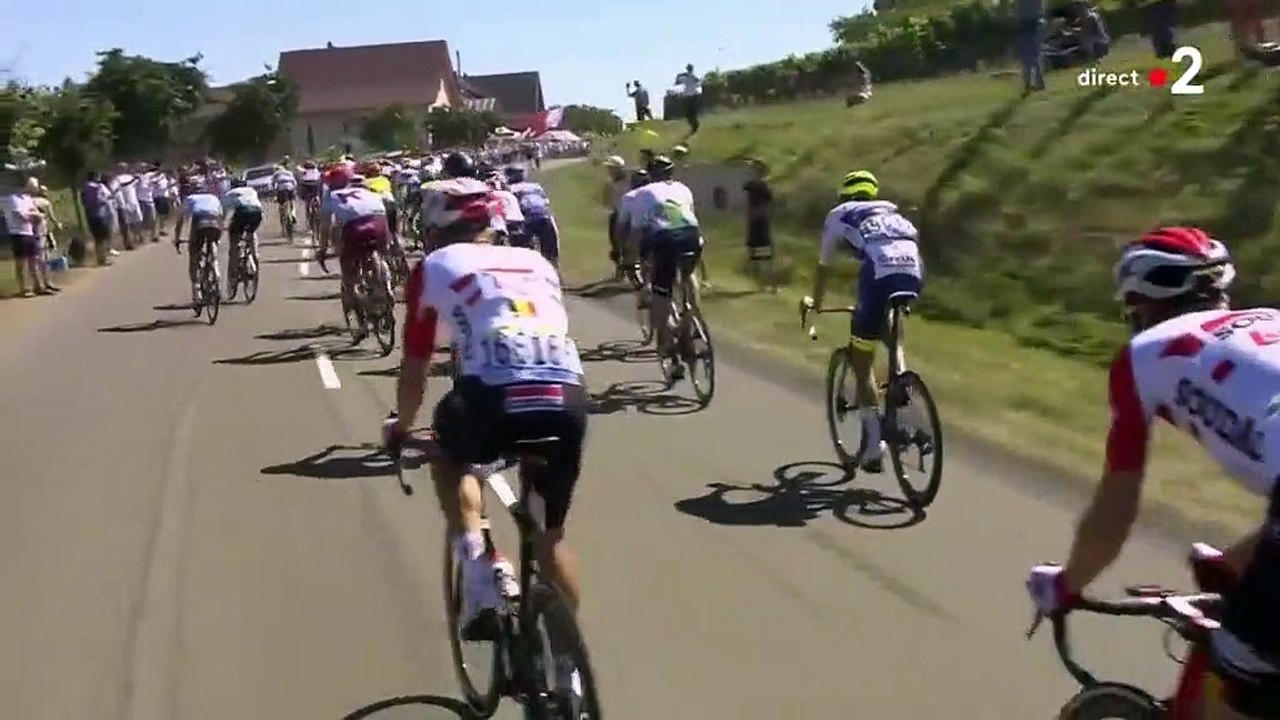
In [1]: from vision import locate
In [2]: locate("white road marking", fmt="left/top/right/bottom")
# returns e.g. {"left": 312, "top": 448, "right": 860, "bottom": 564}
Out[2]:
{"left": 298, "top": 247, "right": 313, "bottom": 276}
{"left": 313, "top": 348, "right": 341, "bottom": 389}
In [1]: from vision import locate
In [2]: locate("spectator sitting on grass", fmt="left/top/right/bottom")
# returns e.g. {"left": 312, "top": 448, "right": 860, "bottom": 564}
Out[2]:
{"left": 847, "top": 61, "right": 874, "bottom": 106}
{"left": 6, "top": 177, "right": 58, "bottom": 297}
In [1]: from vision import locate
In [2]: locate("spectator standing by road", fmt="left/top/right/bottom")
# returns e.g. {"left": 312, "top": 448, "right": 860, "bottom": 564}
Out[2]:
{"left": 81, "top": 171, "right": 115, "bottom": 266}
{"left": 6, "top": 177, "right": 57, "bottom": 296}
{"left": 626, "top": 80, "right": 654, "bottom": 121}
{"left": 135, "top": 162, "right": 158, "bottom": 244}
{"left": 742, "top": 160, "right": 776, "bottom": 292}
{"left": 1147, "top": 0, "right": 1179, "bottom": 58}
{"left": 673, "top": 64, "right": 703, "bottom": 136}
{"left": 1016, "top": 0, "right": 1047, "bottom": 93}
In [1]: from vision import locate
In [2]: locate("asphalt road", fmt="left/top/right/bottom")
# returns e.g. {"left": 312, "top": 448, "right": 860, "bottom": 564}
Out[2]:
{"left": 0, "top": 210, "right": 1200, "bottom": 719}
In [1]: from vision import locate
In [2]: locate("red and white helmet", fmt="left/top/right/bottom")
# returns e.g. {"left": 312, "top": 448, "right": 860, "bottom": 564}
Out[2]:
{"left": 1113, "top": 226, "right": 1235, "bottom": 302}
{"left": 427, "top": 177, "right": 502, "bottom": 232}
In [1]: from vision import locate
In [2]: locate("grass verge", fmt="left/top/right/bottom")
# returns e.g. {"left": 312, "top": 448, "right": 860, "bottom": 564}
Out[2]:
{"left": 544, "top": 27, "right": 1270, "bottom": 535}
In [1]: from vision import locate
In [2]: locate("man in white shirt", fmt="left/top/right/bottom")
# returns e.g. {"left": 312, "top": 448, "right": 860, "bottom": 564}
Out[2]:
{"left": 111, "top": 163, "right": 144, "bottom": 249}
{"left": 673, "top": 63, "right": 703, "bottom": 135}
{"left": 135, "top": 163, "right": 158, "bottom": 244}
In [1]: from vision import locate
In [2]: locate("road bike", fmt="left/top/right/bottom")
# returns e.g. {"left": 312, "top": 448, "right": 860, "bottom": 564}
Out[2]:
{"left": 661, "top": 251, "right": 715, "bottom": 405}
{"left": 306, "top": 195, "right": 321, "bottom": 240}
{"left": 1028, "top": 585, "right": 1223, "bottom": 719}
{"left": 227, "top": 229, "right": 259, "bottom": 304}
{"left": 179, "top": 229, "right": 220, "bottom": 326}
{"left": 802, "top": 294, "right": 943, "bottom": 508}
{"left": 384, "top": 236, "right": 411, "bottom": 289}
{"left": 342, "top": 251, "right": 396, "bottom": 356}
{"left": 279, "top": 197, "right": 296, "bottom": 243}
{"left": 391, "top": 430, "right": 603, "bottom": 719}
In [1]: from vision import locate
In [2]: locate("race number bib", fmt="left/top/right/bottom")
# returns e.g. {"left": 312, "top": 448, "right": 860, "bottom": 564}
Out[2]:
{"left": 477, "top": 327, "right": 574, "bottom": 368}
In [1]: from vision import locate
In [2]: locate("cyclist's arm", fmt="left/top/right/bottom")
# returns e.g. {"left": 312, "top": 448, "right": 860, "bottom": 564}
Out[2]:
{"left": 395, "top": 263, "right": 435, "bottom": 434}
{"left": 810, "top": 210, "right": 848, "bottom": 309}
{"left": 1062, "top": 346, "right": 1148, "bottom": 594}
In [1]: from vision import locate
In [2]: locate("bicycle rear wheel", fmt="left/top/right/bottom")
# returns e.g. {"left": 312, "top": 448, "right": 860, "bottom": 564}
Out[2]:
{"left": 525, "top": 583, "right": 603, "bottom": 719}
{"left": 824, "top": 347, "right": 863, "bottom": 467}
{"left": 1058, "top": 682, "right": 1161, "bottom": 719}
{"left": 443, "top": 534, "right": 504, "bottom": 718}
{"left": 201, "top": 254, "right": 220, "bottom": 326}
{"left": 683, "top": 304, "right": 715, "bottom": 406}
{"left": 368, "top": 254, "right": 396, "bottom": 356}
{"left": 886, "top": 370, "right": 944, "bottom": 508}
{"left": 241, "top": 245, "right": 259, "bottom": 304}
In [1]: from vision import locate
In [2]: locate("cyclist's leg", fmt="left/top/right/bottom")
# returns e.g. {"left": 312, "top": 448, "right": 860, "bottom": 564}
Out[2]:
{"left": 649, "top": 234, "right": 679, "bottom": 355}
{"left": 431, "top": 377, "right": 506, "bottom": 635}
{"left": 536, "top": 216, "right": 561, "bottom": 269}
{"left": 511, "top": 384, "right": 589, "bottom": 611}
{"left": 246, "top": 208, "right": 263, "bottom": 264}
{"left": 225, "top": 214, "right": 243, "bottom": 287}
{"left": 186, "top": 227, "right": 200, "bottom": 291}
{"left": 847, "top": 265, "right": 893, "bottom": 464}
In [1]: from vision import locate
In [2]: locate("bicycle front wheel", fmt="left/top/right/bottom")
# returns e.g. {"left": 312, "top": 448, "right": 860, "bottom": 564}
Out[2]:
{"left": 824, "top": 347, "right": 862, "bottom": 467}
{"left": 1058, "top": 682, "right": 1161, "bottom": 719}
{"left": 241, "top": 248, "right": 259, "bottom": 304}
{"left": 684, "top": 306, "right": 715, "bottom": 406}
{"left": 886, "top": 370, "right": 944, "bottom": 508}
{"left": 526, "top": 583, "right": 603, "bottom": 719}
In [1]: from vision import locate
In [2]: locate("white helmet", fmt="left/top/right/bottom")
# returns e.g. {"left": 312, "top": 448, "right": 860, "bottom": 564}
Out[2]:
{"left": 1113, "top": 227, "right": 1235, "bottom": 302}
{"left": 603, "top": 155, "right": 626, "bottom": 168}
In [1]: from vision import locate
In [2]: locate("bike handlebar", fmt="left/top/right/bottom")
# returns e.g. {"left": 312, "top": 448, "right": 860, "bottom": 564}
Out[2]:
{"left": 1027, "top": 588, "right": 1222, "bottom": 688}
{"left": 801, "top": 306, "right": 855, "bottom": 340}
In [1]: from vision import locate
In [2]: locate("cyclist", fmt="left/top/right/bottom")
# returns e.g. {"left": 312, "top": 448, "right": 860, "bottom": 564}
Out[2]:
{"left": 800, "top": 170, "right": 922, "bottom": 474}
{"left": 601, "top": 155, "right": 629, "bottom": 268}
{"left": 317, "top": 165, "right": 390, "bottom": 343}
{"left": 631, "top": 155, "right": 702, "bottom": 379}
{"left": 173, "top": 178, "right": 224, "bottom": 305}
{"left": 507, "top": 165, "right": 561, "bottom": 269}
{"left": 298, "top": 159, "right": 323, "bottom": 231}
{"left": 381, "top": 174, "right": 588, "bottom": 659}
{"left": 220, "top": 178, "right": 263, "bottom": 299}
{"left": 362, "top": 162, "right": 398, "bottom": 241}
{"left": 1026, "top": 227, "right": 1280, "bottom": 720}
{"left": 485, "top": 170, "right": 524, "bottom": 248}
{"left": 272, "top": 163, "right": 299, "bottom": 234}
{"left": 419, "top": 152, "right": 482, "bottom": 253}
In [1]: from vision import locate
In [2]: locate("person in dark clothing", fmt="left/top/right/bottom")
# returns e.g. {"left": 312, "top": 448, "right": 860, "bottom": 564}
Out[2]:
{"left": 626, "top": 81, "right": 654, "bottom": 121}
{"left": 742, "top": 160, "right": 776, "bottom": 292}
{"left": 1147, "top": 0, "right": 1179, "bottom": 58}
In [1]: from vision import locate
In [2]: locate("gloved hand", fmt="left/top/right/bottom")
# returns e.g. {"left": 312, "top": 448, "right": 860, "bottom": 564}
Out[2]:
{"left": 1026, "top": 563, "right": 1079, "bottom": 615}
{"left": 1189, "top": 542, "right": 1238, "bottom": 594}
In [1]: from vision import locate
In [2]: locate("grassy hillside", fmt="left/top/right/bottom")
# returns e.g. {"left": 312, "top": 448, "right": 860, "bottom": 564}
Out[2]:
{"left": 605, "top": 25, "right": 1279, "bottom": 367}
{"left": 544, "top": 24, "right": 1271, "bottom": 534}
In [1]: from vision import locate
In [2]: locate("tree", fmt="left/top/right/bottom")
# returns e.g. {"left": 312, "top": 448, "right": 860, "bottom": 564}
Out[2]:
{"left": 561, "top": 105, "right": 622, "bottom": 136}
{"left": 1, "top": 82, "right": 48, "bottom": 167}
{"left": 359, "top": 102, "right": 418, "bottom": 152}
{"left": 84, "top": 49, "right": 209, "bottom": 159}
{"left": 37, "top": 81, "right": 116, "bottom": 183}
{"left": 422, "top": 107, "right": 501, "bottom": 148}
{"left": 206, "top": 70, "right": 298, "bottom": 163}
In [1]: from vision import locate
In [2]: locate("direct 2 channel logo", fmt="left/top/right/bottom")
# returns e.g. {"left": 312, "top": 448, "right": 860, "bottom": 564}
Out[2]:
{"left": 1074, "top": 46, "right": 1205, "bottom": 96}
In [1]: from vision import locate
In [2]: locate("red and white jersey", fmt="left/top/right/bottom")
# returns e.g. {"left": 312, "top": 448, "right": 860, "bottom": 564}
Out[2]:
{"left": 1108, "top": 307, "right": 1280, "bottom": 495}
{"left": 403, "top": 243, "right": 583, "bottom": 386}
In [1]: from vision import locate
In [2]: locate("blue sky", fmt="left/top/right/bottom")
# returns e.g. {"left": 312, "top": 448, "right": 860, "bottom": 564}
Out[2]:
{"left": 9, "top": 0, "right": 868, "bottom": 119}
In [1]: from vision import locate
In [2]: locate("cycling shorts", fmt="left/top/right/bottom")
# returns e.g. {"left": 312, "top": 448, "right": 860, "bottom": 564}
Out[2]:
{"left": 339, "top": 215, "right": 389, "bottom": 276}
{"left": 229, "top": 207, "right": 262, "bottom": 239}
{"left": 276, "top": 187, "right": 297, "bottom": 204}
{"left": 432, "top": 376, "right": 588, "bottom": 530}
{"left": 300, "top": 182, "right": 321, "bottom": 202}
{"left": 852, "top": 263, "right": 922, "bottom": 342}
{"left": 525, "top": 216, "right": 560, "bottom": 262}
{"left": 641, "top": 226, "right": 702, "bottom": 297}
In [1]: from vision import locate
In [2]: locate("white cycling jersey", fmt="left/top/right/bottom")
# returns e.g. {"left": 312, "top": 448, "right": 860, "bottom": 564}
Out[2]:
{"left": 492, "top": 188, "right": 525, "bottom": 224}
{"left": 299, "top": 167, "right": 322, "bottom": 184}
{"left": 632, "top": 180, "right": 698, "bottom": 234}
{"left": 615, "top": 187, "right": 648, "bottom": 234}
{"left": 420, "top": 178, "right": 505, "bottom": 232}
{"left": 414, "top": 243, "right": 583, "bottom": 386}
{"left": 321, "top": 186, "right": 385, "bottom": 225}
{"left": 1108, "top": 307, "right": 1280, "bottom": 497}
{"left": 272, "top": 169, "right": 298, "bottom": 191}
{"left": 819, "top": 199, "right": 922, "bottom": 279}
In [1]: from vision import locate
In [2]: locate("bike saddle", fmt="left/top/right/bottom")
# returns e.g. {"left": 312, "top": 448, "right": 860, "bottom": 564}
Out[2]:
{"left": 512, "top": 436, "right": 562, "bottom": 466}
{"left": 888, "top": 290, "right": 918, "bottom": 313}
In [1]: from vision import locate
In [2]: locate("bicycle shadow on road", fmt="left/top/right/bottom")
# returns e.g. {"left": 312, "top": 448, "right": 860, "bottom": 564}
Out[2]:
{"left": 260, "top": 442, "right": 431, "bottom": 481}
{"left": 97, "top": 318, "right": 202, "bottom": 333}
{"left": 588, "top": 380, "right": 702, "bottom": 416}
{"left": 285, "top": 291, "right": 343, "bottom": 301}
{"left": 255, "top": 324, "right": 347, "bottom": 342}
{"left": 579, "top": 339, "right": 655, "bottom": 364}
{"left": 567, "top": 278, "right": 632, "bottom": 299}
{"left": 213, "top": 340, "right": 381, "bottom": 366}
{"left": 340, "top": 693, "right": 476, "bottom": 719}
{"left": 674, "top": 461, "right": 926, "bottom": 530}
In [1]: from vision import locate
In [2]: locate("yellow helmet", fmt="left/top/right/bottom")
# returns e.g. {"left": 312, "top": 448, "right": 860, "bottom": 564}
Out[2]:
{"left": 839, "top": 170, "right": 878, "bottom": 200}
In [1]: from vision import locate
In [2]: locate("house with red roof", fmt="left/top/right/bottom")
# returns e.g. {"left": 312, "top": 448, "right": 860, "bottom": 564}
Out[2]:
{"left": 278, "top": 39, "right": 464, "bottom": 155}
